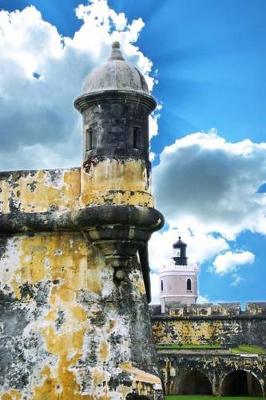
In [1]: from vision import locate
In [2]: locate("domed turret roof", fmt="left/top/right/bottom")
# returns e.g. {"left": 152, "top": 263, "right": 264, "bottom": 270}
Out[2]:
{"left": 173, "top": 236, "right": 187, "bottom": 248}
{"left": 82, "top": 42, "right": 149, "bottom": 94}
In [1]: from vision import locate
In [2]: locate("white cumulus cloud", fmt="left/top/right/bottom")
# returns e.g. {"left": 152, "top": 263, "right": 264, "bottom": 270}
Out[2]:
{"left": 149, "top": 226, "right": 229, "bottom": 303}
{"left": 149, "top": 132, "right": 266, "bottom": 301}
{"left": 153, "top": 132, "right": 266, "bottom": 240}
{"left": 149, "top": 227, "right": 228, "bottom": 273}
{"left": 197, "top": 294, "right": 210, "bottom": 304}
{"left": 0, "top": 0, "right": 156, "bottom": 171}
{"left": 231, "top": 274, "right": 244, "bottom": 287}
{"left": 213, "top": 251, "right": 255, "bottom": 275}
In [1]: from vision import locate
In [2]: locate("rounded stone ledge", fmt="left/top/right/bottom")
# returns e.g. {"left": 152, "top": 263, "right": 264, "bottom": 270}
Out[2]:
{"left": 0, "top": 205, "right": 164, "bottom": 234}
{"left": 74, "top": 89, "right": 156, "bottom": 113}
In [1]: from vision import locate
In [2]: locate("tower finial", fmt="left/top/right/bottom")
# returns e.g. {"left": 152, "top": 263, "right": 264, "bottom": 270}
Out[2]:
{"left": 109, "top": 41, "right": 124, "bottom": 61}
{"left": 112, "top": 41, "right": 120, "bottom": 49}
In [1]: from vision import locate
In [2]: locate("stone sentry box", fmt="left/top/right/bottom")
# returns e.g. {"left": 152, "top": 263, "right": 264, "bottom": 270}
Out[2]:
{"left": 78, "top": 41, "right": 152, "bottom": 165}
{"left": 0, "top": 43, "right": 164, "bottom": 399}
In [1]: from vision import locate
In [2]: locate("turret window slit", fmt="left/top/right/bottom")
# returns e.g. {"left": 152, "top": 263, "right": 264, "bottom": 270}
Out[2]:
{"left": 133, "top": 127, "right": 141, "bottom": 149}
{"left": 86, "top": 127, "right": 93, "bottom": 150}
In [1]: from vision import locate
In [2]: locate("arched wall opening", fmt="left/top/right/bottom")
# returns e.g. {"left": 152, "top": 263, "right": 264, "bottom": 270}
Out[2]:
{"left": 221, "top": 370, "right": 263, "bottom": 397}
{"left": 178, "top": 369, "right": 212, "bottom": 395}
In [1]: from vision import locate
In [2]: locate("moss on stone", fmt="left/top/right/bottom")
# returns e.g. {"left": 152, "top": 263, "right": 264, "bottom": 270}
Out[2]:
{"left": 231, "top": 344, "right": 266, "bottom": 355}
{"left": 156, "top": 343, "right": 222, "bottom": 350}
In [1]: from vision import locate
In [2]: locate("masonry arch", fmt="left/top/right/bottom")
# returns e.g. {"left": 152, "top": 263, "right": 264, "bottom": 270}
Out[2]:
{"left": 221, "top": 369, "right": 263, "bottom": 397}
{"left": 178, "top": 369, "right": 212, "bottom": 395}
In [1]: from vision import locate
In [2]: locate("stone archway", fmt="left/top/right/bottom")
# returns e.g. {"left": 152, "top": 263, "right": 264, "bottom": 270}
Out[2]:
{"left": 178, "top": 369, "right": 212, "bottom": 395}
{"left": 221, "top": 370, "right": 263, "bottom": 397}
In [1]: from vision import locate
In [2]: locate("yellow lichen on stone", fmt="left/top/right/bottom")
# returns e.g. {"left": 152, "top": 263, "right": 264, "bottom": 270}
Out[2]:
{"left": 0, "top": 169, "right": 81, "bottom": 215}
{"left": 1, "top": 390, "right": 22, "bottom": 400}
{"left": 108, "top": 320, "right": 117, "bottom": 333}
{"left": 84, "top": 189, "right": 153, "bottom": 207}
{"left": 1, "top": 231, "right": 118, "bottom": 399}
{"left": 80, "top": 159, "right": 153, "bottom": 207}
{"left": 81, "top": 158, "right": 149, "bottom": 192}
{"left": 22, "top": 233, "right": 106, "bottom": 399}
{"left": 120, "top": 362, "right": 161, "bottom": 385}
{"left": 0, "top": 163, "right": 154, "bottom": 213}
{"left": 32, "top": 296, "right": 88, "bottom": 397}
{"left": 152, "top": 319, "right": 225, "bottom": 344}
{"left": 129, "top": 271, "right": 146, "bottom": 296}
{"left": 8, "top": 232, "right": 103, "bottom": 300}
{"left": 0, "top": 179, "right": 11, "bottom": 214}
{"left": 33, "top": 363, "right": 112, "bottom": 400}
{"left": 91, "top": 368, "right": 109, "bottom": 387}
{"left": 99, "top": 341, "right": 110, "bottom": 361}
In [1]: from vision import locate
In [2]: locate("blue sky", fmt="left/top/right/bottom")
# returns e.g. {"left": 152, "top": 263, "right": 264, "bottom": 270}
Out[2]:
{"left": 1, "top": 0, "right": 266, "bottom": 303}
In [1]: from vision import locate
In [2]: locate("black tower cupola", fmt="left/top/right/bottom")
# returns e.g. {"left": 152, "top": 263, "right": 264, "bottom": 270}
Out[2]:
{"left": 173, "top": 236, "right": 187, "bottom": 266}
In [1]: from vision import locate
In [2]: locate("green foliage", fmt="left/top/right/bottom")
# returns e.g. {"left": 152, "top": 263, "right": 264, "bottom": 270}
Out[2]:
{"left": 156, "top": 343, "right": 222, "bottom": 350}
{"left": 231, "top": 344, "right": 266, "bottom": 355}
{"left": 166, "top": 396, "right": 264, "bottom": 400}
{"left": 156, "top": 343, "right": 266, "bottom": 354}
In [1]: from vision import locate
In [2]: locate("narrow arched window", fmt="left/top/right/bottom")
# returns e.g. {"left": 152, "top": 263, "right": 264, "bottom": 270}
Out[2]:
{"left": 86, "top": 127, "right": 93, "bottom": 151}
{"left": 133, "top": 127, "right": 140, "bottom": 149}
{"left": 161, "top": 280, "right": 164, "bottom": 292}
{"left": 187, "top": 278, "right": 192, "bottom": 291}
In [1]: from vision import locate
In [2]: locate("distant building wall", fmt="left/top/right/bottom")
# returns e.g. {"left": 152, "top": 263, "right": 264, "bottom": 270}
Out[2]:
{"left": 160, "top": 266, "right": 198, "bottom": 308}
{"left": 157, "top": 352, "right": 266, "bottom": 396}
{"left": 159, "top": 238, "right": 199, "bottom": 310}
{"left": 151, "top": 303, "right": 266, "bottom": 397}
{"left": 151, "top": 302, "right": 266, "bottom": 347}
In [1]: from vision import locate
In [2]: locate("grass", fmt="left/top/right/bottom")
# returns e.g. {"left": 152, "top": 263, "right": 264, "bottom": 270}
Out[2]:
{"left": 156, "top": 343, "right": 222, "bottom": 350}
{"left": 156, "top": 343, "right": 266, "bottom": 354}
{"left": 166, "top": 396, "right": 264, "bottom": 400}
{"left": 230, "top": 344, "right": 266, "bottom": 355}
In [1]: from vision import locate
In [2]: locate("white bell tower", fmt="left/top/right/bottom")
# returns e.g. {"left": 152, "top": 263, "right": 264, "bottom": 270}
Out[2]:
{"left": 159, "top": 237, "right": 199, "bottom": 313}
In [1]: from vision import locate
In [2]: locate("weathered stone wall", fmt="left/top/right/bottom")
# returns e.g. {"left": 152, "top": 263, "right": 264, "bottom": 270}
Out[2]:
{"left": 0, "top": 166, "right": 152, "bottom": 213}
{"left": 152, "top": 315, "right": 266, "bottom": 347}
{"left": 157, "top": 352, "right": 266, "bottom": 396}
{"left": 0, "top": 231, "right": 161, "bottom": 398}
{"left": 0, "top": 167, "right": 163, "bottom": 399}
{"left": 0, "top": 168, "right": 81, "bottom": 214}
{"left": 151, "top": 304, "right": 266, "bottom": 397}
{"left": 151, "top": 302, "right": 266, "bottom": 347}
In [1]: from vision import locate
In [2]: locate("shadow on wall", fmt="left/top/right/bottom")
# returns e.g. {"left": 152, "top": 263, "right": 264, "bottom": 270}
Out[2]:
{"left": 178, "top": 369, "right": 212, "bottom": 395}
{"left": 221, "top": 370, "right": 264, "bottom": 397}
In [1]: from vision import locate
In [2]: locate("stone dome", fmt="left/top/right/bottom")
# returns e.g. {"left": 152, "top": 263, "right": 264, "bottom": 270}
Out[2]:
{"left": 82, "top": 42, "right": 149, "bottom": 94}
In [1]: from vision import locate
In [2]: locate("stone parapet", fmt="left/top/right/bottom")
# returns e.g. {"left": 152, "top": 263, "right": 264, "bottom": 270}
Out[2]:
{"left": 150, "top": 302, "right": 266, "bottom": 317}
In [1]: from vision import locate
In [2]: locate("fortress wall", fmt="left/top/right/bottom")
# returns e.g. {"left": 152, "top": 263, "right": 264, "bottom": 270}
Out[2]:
{"left": 157, "top": 352, "right": 266, "bottom": 396}
{"left": 0, "top": 168, "right": 81, "bottom": 214}
{"left": 151, "top": 303, "right": 266, "bottom": 397}
{"left": 0, "top": 167, "right": 162, "bottom": 399}
{"left": 0, "top": 165, "right": 152, "bottom": 216}
{"left": 151, "top": 314, "right": 266, "bottom": 347}
{"left": 0, "top": 229, "right": 160, "bottom": 398}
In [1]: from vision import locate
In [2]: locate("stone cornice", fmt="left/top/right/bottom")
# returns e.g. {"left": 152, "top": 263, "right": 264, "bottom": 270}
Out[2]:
{"left": 74, "top": 89, "right": 156, "bottom": 113}
{"left": 0, "top": 205, "right": 164, "bottom": 235}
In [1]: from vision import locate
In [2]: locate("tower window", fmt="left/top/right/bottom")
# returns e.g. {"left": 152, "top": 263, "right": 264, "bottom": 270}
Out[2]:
{"left": 161, "top": 280, "right": 164, "bottom": 292}
{"left": 86, "top": 127, "right": 93, "bottom": 151}
{"left": 133, "top": 127, "right": 140, "bottom": 149}
{"left": 175, "top": 248, "right": 181, "bottom": 257}
{"left": 187, "top": 278, "right": 192, "bottom": 291}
